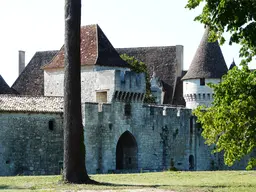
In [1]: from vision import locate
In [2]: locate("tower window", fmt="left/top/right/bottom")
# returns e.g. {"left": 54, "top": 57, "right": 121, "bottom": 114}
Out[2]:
{"left": 200, "top": 78, "right": 205, "bottom": 86}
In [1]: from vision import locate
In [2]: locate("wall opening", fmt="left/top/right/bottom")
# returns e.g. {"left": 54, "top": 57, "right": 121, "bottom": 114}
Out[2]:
{"left": 189, "top": 155, "right": 195, "bottom": 170}
{"left": 96, "top": 91, "right": 107, "bottom": 103}
{"left": 116, "top": 131, "right": 138, "bottom": 170}
{"left": 49, "top": 120, "right": 54, "bottom": 131}
{"left": 124, "top": 103, "right": 131, "bottom": 116}
{"left": 200, "top": 78, "right": 205, "bottom": 86}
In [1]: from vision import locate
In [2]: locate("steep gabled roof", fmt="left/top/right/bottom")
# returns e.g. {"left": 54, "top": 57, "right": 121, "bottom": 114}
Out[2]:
{"left": 12, "top": 51, "right": 58, "bottom": 96}
{"left": 182, "top": 27, "right": 228, "bottom": 80}
{"left": 117, "top": 46, "right": 185, "bottom": 105}
{"left": 0, "top": 75, "right": 15, "bottom": 94}
{"left": 44, "top": 24, "right": 130, "bottom": 69}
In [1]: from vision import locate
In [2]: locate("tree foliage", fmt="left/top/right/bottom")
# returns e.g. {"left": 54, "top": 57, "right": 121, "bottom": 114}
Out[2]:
{"left": 193, "top": 64, "right": 256, "bottom": 169}
{"left": 120, "top": 54, "right": 155, "bottom": 103}
{"left": 186, "top": 0, "right": 256, "bottom": 62}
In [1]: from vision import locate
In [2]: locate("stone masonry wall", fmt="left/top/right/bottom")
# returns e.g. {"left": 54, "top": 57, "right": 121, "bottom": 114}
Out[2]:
{"left": 83, "top": 102, "right": 193, "bottom": 174}
{"left": 0, "top": 112, "right": 63, "bottom": 176}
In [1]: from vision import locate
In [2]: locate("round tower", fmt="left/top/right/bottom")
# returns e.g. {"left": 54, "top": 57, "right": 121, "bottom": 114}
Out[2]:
{"left": 181, "top": 27, "right": 228, "bottom": 109}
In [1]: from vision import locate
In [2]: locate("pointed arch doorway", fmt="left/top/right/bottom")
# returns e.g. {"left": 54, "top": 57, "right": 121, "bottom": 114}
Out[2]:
{"left": 116, "top": 131, "right": 138, "bottom": 170}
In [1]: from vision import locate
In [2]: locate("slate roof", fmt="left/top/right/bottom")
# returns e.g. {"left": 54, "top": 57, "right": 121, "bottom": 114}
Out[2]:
{"left": 117, "top": 46, "right": 183, "bottom": 105}
{"left": 229, "top": 60, "right": 236, "bottom": 70}
{"left": 12, "top": 51, "right": 58, "bottom": 96}
{"left": 0, "top": 75, "right": 16, "bottom": 94}
{"left": 44, "top": 24, "right": 130, "bottom": 69}
{"left": 0, "top": 95, "right": 63, "bottom": 113}
{"left": 182, "top": 27, "right": 228, "bottom": 80}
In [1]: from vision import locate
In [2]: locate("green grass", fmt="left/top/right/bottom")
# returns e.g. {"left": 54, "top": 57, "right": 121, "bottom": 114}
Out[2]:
{"left": 0, "top": 171, "right": 255, "bottom": 192}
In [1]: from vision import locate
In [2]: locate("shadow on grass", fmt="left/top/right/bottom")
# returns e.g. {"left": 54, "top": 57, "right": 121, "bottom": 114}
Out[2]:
{"left": 85, "top": 180, "right": 256, "bottom": 189}
{"left": 0, "top": 185, "right": 25, "bottom": 190}
{"left": 61, "top": 179, "right": 169, "bottom": 188}
{"left": 92, "top": 181, "right": 168, "bottom": 188}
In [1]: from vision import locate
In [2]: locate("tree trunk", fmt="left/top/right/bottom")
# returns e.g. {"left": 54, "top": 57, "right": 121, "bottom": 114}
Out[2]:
{"left": 63, "top": 0, "right": 90, "bottom": 183}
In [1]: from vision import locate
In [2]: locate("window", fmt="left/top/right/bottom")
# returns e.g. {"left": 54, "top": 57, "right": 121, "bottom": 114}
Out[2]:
{"left": 96, "top": 91, "right": 107, "bottom": 103}
{"left": 49, "top": 120, "right": 54, "bottom": 131}
{"left": 124, "top": 103, "right": 131, "bottom": 116}
{"left": 200, "top": 78, "right": 205, "bottom": 86}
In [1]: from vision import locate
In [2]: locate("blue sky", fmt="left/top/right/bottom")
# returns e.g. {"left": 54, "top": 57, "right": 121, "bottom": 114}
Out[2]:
{"left": 0, "top": 0, "right": 249, "bottom": 86}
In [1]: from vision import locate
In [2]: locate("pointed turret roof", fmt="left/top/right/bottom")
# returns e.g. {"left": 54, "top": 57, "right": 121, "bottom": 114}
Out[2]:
{"left": 43, "top": 24, "right": 130, "bottom": 69}
{"left": 229, "top": 59, "right": 236, "bottom": 70}
{"left": 182, "top": 27, "right": 228, "bottom": 80}
{"left": 0, "top": 75, "right": 15, "bottom": 94}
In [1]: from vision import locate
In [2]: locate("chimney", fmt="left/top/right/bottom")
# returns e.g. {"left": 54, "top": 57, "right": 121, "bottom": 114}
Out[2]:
{"left": 175, "top": 45, "right": 184, "bottom": 77}
{"left": 18, "top": 50, "right": 25, "bottom": 75}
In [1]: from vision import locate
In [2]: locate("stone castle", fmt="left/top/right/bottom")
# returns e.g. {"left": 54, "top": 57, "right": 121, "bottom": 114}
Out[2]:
{"left": 0, "top": 24, "right": 250, "bottom": 176}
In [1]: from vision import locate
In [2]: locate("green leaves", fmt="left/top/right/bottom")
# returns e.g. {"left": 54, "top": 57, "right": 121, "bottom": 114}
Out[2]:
{"left": 186, "top": 0, "right": 256, "bottom": 62}
{"left": 120, "top": 54, "right": 155, "bottom": 103}
{"left": 187, "top": 0, "right": 256, "bottom": 169}
{"left": 194, "top": 66, "right": 256, "bottom": 169}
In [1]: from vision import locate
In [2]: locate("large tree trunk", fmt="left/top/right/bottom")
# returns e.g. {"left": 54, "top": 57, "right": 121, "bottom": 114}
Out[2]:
{"left": 63, "top": 0, "right": 90, "bottom": 183}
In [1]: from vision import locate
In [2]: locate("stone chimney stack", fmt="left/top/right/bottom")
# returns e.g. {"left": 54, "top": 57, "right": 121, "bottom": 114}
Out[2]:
{"left": 175, "top": 45, "right": 184, "bottom": 77}
{"left": 18, "top": 50, "right": 25, "bottom": 75}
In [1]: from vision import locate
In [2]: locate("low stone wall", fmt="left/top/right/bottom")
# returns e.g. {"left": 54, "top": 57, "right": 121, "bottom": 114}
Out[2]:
{"left": 0, "top": 112, "right": 63, "bottom": 176}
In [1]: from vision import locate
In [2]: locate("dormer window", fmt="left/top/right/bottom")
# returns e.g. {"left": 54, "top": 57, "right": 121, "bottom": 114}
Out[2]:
{"left": 200, "top": 78, "right": 205, "bottom": 86}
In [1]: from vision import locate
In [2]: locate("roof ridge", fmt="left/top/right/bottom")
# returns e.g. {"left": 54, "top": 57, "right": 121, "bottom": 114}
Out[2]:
{"left": 43, "top": 24, "right": 130, "bottom": 69}
{"left": 116, "top": 45, "right": 176, "bottom": 49}
{"left": 94, "top": 24, "right": 99, "bottom": 65}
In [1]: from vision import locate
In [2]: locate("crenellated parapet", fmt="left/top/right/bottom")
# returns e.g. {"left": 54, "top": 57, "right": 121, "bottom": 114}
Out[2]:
{"left": 114, "top": 70, "right": 146, "bottom": 103}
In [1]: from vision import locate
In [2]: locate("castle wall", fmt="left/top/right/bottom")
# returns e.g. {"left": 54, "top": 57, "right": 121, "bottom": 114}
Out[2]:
{"left": 83, "top": 102, "right": 194, "bottom": 174}
{"left": 0, "top": 112, "right": 63, "bottom": 176}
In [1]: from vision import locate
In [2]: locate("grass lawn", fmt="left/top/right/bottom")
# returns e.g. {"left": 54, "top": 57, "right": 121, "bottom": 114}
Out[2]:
{"left": 0, "top": 171, "right": 255, "bottom": 192}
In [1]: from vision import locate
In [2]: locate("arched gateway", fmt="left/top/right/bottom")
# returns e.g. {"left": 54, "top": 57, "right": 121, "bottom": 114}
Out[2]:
{"left": 116, "top": 131, "right": 138, "bottom": 170}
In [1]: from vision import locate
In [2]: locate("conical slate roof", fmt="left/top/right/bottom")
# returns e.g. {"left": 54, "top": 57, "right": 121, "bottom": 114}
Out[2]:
{"left": 44, "top": 24, "right": 130, "bottom": 69}
{"left": 229, "top": 59, "right": 236, "bottom": 70}
{"left": 182, "top": 27, "right": 228, "bottom": 80}
{"left": 0, "top": 75, "right": 15, "bottom": 94}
